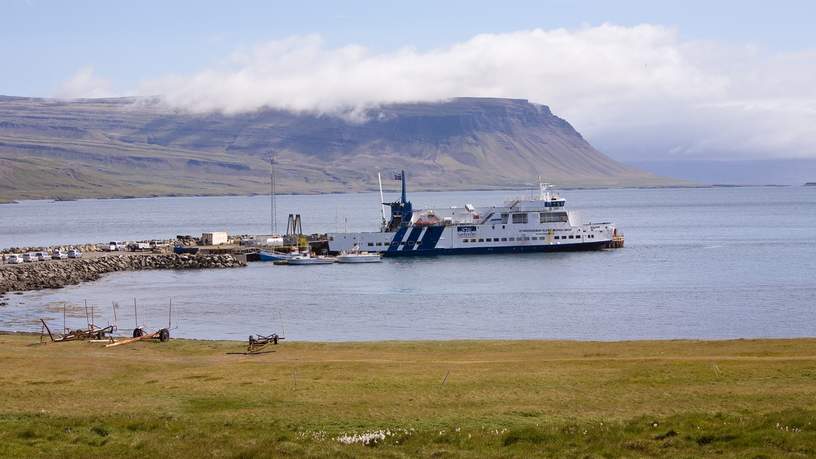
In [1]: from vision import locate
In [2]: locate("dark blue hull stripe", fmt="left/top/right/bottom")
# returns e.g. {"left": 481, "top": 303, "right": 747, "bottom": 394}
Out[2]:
{"left": 387, "top": 227, "right": 409, "bottom": 253}
{"left": 402, "top": 227, "right": 424, "bottom": 251}
{"left": 417, "top": 226, "right": 445, "bottom": 251}
{"left": 384, "top": 240, "right": 608, "bottom": 257}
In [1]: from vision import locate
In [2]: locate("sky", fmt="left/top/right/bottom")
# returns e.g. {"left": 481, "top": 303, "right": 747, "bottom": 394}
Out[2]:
{"left": 2, "top": 0, "right": 816, "bottom": 162}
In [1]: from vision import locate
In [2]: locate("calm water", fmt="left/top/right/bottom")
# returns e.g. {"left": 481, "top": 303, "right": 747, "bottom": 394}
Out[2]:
{"left": 2, "top": 187, "right": 815, "bottom": 341}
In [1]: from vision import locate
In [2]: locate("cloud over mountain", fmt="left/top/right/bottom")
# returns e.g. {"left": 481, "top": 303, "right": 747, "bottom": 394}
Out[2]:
{"left": 62, "top": 24, "right": 816, "bottom": 161}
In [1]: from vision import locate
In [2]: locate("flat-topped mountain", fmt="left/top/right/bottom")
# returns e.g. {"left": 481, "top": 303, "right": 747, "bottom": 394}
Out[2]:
{"left": 0, "top": 96, "right": 676, "bottom": 201}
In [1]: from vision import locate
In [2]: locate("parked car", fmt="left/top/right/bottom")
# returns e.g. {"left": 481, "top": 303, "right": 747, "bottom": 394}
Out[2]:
{"left": 107, "top": 241, "right": 126, "bottom": 251}
{"left": 34, "top": 251, "right": 49, "bottom": 261}
{"left": 6, "top": 254, "right": 23, "bottom": 264}
{"left": 52, "top": 250, "right": 68, "bottom": 260}
{"left": 127, "top": 242, "right": 151, "bottom": 252}
{"left": 67, "top": 249, "right": 82, "bottom": 259}
{"left": 22, "top": 253, "right": 36, "bottom": 262}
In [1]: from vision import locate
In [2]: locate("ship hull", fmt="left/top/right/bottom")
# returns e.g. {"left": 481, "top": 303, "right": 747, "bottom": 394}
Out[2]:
{"left": 380, "top": 240, "right": 609, "bottom": 257}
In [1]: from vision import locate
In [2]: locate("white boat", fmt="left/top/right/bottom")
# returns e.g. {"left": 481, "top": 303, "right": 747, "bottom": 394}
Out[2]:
{"left": 328, "top": 170, "right": 622, "bottom": 257}
{"left": 286, "top": 253, "right": 336, "bottom": 265}
{"left": 335, "top": 250, "right": 382, "bottom": 263}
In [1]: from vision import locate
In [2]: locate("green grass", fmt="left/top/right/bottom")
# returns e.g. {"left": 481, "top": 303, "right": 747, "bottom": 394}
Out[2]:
{"left": 1, "top": 335, "right": 815, "bottom": 457}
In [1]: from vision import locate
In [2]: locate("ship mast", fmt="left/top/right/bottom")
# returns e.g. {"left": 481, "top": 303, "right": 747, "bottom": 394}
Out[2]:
{"left": 378, "top": 172, "right": 387, "bottom": 230}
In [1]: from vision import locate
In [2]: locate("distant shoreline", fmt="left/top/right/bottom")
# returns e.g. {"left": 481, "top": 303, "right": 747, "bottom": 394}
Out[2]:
{"left": 2, "top": 183, "right": 800, "bottom": 206}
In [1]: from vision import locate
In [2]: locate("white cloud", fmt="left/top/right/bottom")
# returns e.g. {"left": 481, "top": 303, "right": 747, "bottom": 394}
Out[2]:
{"left": 127, "top": 25, "right": 816, "bottom": 159}
{"left": 55, "top": 67, "right": 115, "bottom": 99}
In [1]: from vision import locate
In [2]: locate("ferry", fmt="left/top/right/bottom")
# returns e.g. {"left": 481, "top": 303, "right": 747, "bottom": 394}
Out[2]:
{"left": 328, "top": 171, "right": 622, "bottom": 257}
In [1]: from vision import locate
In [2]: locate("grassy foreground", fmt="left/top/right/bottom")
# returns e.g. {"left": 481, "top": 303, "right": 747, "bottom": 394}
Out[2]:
{"left": 1, "top": 335, "right": 815, "bottom": 458}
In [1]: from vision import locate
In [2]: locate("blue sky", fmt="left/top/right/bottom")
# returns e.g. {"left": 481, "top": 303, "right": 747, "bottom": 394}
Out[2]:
{"left": 2, "top": 0, "right": 815, "bottom": 161}
{"left": 3, "top": 0, "right": 813, "bottom": 97}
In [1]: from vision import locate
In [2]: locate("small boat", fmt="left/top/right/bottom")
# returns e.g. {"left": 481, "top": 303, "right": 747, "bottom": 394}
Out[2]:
{"left": 258, "top": 250, "right": 292, "bottom": 262}
{"left": 286, "top": 253, "right": 336, "bottom": 265}
{"left": 335, "top": 249, "right": 382, "bottom": 263}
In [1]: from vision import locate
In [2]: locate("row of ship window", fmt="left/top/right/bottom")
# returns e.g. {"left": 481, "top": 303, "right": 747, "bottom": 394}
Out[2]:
{"left": 462, "top": 234, "right": 596, "bottom": 243}
{"left": 500, "top": 212, "right": 569, "bottom": 224}
{"left": 362, "top": 233, "right": 599, "bottom": 247}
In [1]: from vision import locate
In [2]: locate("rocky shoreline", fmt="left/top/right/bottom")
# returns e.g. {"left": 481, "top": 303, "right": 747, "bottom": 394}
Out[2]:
{"left": 0, "top": 254, "right": 246, "bottom": 295}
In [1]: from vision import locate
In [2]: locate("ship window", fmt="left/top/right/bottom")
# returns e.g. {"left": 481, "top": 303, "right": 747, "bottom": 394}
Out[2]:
{"left": 554, "top": 236, "right": 560, "bottom": 240}
{"left": 501, "top": 238, "right": 507, "bottom": 242}
{"left": 568, "top": 235, "right": 574, "bottom": 239}
{"left": 540, "top": 212, "right": 569, "bottom": 223}
{"left": 512, "top": 213, "right": 528, "bottom": 224}
{"left": 500, "top": 213, "right": 509, "bottom": 224}
{"left": 329, "top": 236, "right": 334, "bottom": 241}
{"left": 509, "top": 237, "right": 515, "bottom": 241}
{"left": 478, "top": 238, "right": 484, "bottom": 242}
{"left": 367, "top": 242, "right": 374, "bottom": 246}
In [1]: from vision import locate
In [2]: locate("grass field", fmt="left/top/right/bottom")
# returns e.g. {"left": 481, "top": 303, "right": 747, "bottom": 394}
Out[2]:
{"left": 1, "top": 334, "right": 815, "bottom": 457}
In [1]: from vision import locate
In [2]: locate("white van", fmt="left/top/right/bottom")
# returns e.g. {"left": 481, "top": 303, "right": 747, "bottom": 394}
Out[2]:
{"left": 107, "top": 241, "right": 126, "bottom": 251}
{"left": 6, "top": 254, "right": 22, "bottom": 264}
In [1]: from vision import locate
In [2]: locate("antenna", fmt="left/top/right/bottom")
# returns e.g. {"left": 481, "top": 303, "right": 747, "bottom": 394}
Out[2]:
{"left": 112, "top": 301, "right": 118, "bottom": 330}
{"left": 278, "top": 309, "right": 286, "bottom": 338}
{"left": 270, "top": 152, "right": 277, "bottom": 235}
{"left": 84, "top": 299, "right": 90, "bottom": 329}
{"left": 63, "top": 302, "right": 67, "bottom": 334}
{"left": 168, "top": 298, "right": 172, "bottom": 329}
{"left": 133, "top": 297, "right": 138, "bottom": 328}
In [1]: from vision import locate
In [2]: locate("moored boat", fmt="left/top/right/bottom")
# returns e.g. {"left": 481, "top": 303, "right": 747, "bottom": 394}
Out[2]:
{"left": 328, "top": 171, "right": 621, "bottom": 257}
{"left": 335, "top": 252, "right": 382, "bottom": 263}
{"left": 286, "top": 253, "right": 336, "bottom": 265}
{"left": 258, "top": 250, "right": 292, "bottom": 262}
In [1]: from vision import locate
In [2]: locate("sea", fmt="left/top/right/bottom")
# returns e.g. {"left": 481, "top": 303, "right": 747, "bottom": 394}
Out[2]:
{"left": 1, "top": 186, "right": 815, "bottom": 341}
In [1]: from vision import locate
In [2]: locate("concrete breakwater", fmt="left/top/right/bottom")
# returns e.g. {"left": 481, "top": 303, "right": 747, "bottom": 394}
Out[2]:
{"left": 0, "top": 254, "right": 246, "bottom": 294}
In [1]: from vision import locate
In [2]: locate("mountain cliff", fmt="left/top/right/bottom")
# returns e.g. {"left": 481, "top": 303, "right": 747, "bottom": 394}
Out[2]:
{"left": 0, "top": 96, "right": 674, "bottom": 201}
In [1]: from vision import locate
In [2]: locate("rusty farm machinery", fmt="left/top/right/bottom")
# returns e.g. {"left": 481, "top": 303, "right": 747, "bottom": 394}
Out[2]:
{"left": 40, "top": 298, "right": 174, "bottom": 347}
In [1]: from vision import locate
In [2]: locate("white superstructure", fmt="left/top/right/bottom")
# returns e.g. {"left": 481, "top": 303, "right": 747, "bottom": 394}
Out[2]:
{"left": 328, "top": 171, "right": 621, "bottom": 257}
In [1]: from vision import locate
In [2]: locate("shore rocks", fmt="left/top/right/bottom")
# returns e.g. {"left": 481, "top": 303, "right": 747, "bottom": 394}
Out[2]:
{"left": 0, "top": 254, "right": 246, "bottom": 294}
